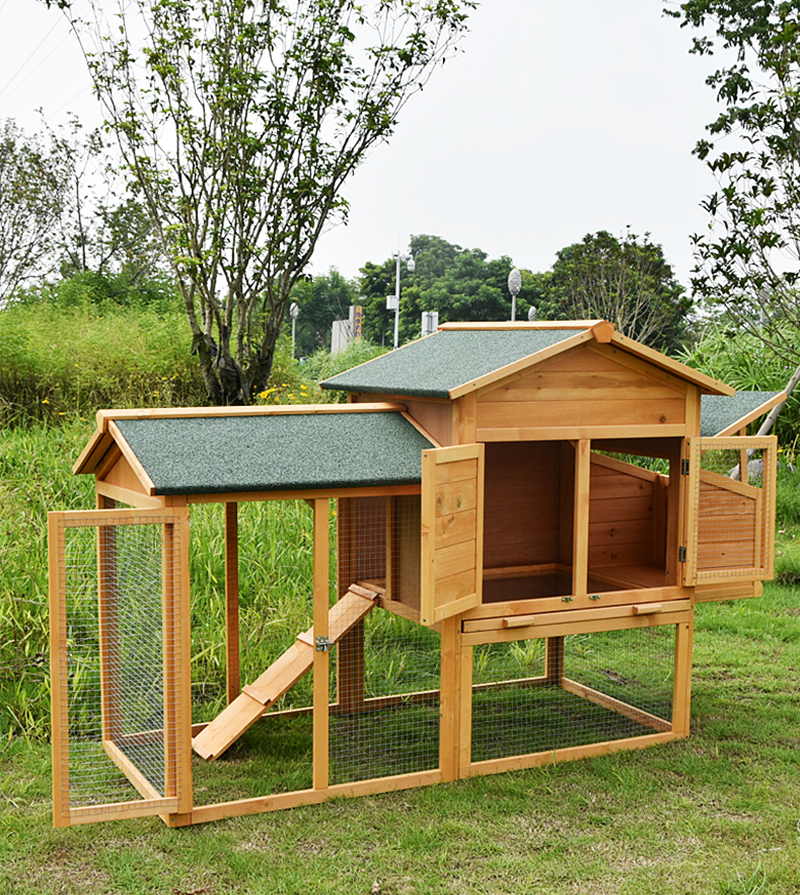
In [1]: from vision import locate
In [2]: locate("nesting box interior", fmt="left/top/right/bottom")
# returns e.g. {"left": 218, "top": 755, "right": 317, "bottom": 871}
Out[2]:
{"left": 47, "top": 320, "right": 782, "bottom": 828}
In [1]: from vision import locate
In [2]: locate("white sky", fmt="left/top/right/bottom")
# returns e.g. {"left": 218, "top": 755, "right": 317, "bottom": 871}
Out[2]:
{"left": 0, "top": 0, "right": 722, "bottom": 286}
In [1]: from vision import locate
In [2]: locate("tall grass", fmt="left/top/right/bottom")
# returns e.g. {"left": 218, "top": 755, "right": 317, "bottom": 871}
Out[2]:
{"left": 0, "top": 302, "right": 206, "bottom": 426}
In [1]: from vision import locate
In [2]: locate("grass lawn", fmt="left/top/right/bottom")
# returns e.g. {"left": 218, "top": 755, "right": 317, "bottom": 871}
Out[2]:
{"left": 2, "top": 567, "right": 799, "bottom": 894}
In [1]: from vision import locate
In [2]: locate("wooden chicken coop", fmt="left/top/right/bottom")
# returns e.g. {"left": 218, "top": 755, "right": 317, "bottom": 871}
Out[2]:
{"left": 48, "top": 320, "right": 782, "bottom": 827}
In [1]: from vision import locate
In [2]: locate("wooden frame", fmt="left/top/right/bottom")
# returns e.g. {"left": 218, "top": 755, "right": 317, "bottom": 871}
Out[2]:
{"left": 53, "top": 319, "right": 779, "bottom": 828}
{"left": 49, "top": 507, "right": 191, "bottom": 827}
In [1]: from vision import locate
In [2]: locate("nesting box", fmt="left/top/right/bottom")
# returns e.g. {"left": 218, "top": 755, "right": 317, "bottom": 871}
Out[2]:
{"left": 48, "top": 320, "right": 782, "bottom": 827}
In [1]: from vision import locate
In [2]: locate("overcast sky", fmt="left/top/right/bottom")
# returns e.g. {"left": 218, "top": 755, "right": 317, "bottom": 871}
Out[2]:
{"left": 0, "top": 0, "right": 722, "bottom": 286}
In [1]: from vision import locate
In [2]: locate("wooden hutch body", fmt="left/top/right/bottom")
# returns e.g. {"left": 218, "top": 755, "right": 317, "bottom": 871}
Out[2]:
{"left": 48, "top": 321, "right": 782, "bottom": 827}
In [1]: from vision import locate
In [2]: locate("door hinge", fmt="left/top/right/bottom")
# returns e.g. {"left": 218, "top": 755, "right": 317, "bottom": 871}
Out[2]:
{"left": 681, "top": 459, "right": 690, "bottom": 476}
{"left": 315, "top": 636, "right": 331, "bottom": 652}
{"left": 678, "top": 546, "right": 687, "bottom": 563}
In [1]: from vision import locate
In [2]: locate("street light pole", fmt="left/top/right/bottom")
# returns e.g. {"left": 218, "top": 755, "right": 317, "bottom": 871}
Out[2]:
{"left": 388, "top": 245, "right": 415, "bottom": 350}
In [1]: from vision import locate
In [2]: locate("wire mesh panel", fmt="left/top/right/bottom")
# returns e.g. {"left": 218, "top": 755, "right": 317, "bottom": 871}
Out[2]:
{"left": 331, "top": 494, "right": 439, "bottom": 785}
{"left": 689, "top": 437, "right": 776, "bottom": 583}
{"left": 470, "top": 625, "right": 675, "bottom": 765}
{"left": 330, "top": 611, "right": 441, "bottom": 785}
{"left": 48, "top": 508, "right": 190, "bottom": 826}
{"left": 190, "top": 499, "right": 319, "bottom": 801}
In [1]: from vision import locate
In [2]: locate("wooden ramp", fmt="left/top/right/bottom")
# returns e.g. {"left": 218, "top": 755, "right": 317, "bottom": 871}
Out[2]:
{"left": 193, "top": 585, "right": 378, "bottom": 761}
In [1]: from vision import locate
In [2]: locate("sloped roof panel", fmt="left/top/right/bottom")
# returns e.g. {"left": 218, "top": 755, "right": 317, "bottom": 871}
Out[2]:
{"left": 320, "top": 329, "right": 584, "bottom": 398}
{"left": 114, "top": 412, "right": 434, "bottom": 495}
{"left": 700, "top": 392, "right": 784, "bottom": 437}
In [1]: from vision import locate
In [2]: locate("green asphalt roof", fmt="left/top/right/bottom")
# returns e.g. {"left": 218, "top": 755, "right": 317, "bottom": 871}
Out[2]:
{"left": 700, "top": 392, "right": 781, "bottom": 437}
{"left": 115, "top": 412, "right": 434, "bottom": 496}
{"left": 320, "top": 329, "right": 584, "bottom": 397}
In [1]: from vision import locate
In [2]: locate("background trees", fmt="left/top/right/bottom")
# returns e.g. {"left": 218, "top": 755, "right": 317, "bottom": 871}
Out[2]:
{"left": 0, "top": 120, "right": 72, "bottom": 305}
{"left": 539, "top": 230, "right": 691, "bottom": 353}
{"left": 668, "top": 0, "right": 800, "bottom": 364}
{"left": 49, "top": 0, "right": 475, "bottom": 404}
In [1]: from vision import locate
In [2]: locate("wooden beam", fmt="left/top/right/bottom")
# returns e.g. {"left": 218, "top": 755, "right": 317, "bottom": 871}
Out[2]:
{"left": 225, "top": 503, "right": 240, "bottom": 705}
{"left": 312, "top": 499, "right": 330, "bottom": 791}
{"left": 573, "top": 439, "right": 591, "bottom": 598}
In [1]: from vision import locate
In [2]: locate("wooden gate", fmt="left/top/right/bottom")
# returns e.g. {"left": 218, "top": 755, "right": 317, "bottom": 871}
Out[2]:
{"left": 48, "top": 507, "right": 191, "bottom": 826}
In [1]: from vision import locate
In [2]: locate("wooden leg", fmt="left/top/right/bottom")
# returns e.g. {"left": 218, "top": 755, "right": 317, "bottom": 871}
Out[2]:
{"left": 458, "top": 645, "right": 473, "bottom": 774}
{"left": 672, "top": 619, "right": 694, "bottom": 737}
{"left": 545, "top": 636, "right": 564, "bottom": 685}
{"left": 439, "top": 616, "right": 462, "bottom": 782}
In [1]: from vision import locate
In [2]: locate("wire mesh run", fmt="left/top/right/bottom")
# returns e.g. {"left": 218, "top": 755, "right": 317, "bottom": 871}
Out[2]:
{"left": 330, "top": 612, "right": 440, "bottom": 785}
{"left": 470, "top": 626, "right": 675, "bottom": 765}
{"left": 331, "top": 494, "right": 436, "bottom": 785}
{"left": 691, "top": 439, "right": 775, "bottom": 581}
{"left": 51, "top": 513, "right": 186, "bottom": 817}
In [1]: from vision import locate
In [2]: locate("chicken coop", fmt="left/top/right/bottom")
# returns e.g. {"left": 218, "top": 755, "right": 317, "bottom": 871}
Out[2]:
{"left": 48, "top": 320, "right": 782, "bottom": 827}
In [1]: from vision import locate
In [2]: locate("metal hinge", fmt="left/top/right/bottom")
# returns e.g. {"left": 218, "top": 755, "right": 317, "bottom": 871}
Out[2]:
{"left": 678, "top": 546, "right": 687, "bottom": 563}
{"left": 681, "top": 459, "right": 690, "bottom": 476}
{"left": 315, "top": 636, "right": 331, "bottom": 652}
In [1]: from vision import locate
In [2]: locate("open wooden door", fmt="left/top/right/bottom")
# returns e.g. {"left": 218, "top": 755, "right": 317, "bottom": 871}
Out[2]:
{"left": 420, "top": 444, "right": 485, "bottom": 626}
{"left": 684, "top": 437, "right": 777, "bottom": 588}
{"left": 48, "top": 507, "right": 191, "bottom": 826}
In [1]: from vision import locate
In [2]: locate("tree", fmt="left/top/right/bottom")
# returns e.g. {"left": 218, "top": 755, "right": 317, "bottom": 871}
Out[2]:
{"left": 290, "top": 268, "right": 357, "bottom": 356}
{"left": 667, "top": 0, "right": 800, "bottom": 365}
{"left": 48, "top": 0, "right": 475, "bottom": 404}
{"left": 542, "top": 230, "right": 691, "bottom": 352}
{"left": 358, "top": 234, "right": 540, "bottom": 342}
{"left": 0, "top": 120, "right": 72, "bottom": 305}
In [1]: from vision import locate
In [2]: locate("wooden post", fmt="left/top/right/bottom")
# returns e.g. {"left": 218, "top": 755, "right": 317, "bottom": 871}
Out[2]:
{"left": 225, "top": 502, "right": 240, "bottom": 704}
{"left": 672, "top": 619, "right": 694, "bottom": 737}
{"left": 572, "top": 439, "right": 591, "bottom": 598}
{"left": 545, "top": 636, "right": 564, "bottom": 685}
{"left": 48, "top": 513, "right": 69, "bottom": 827}
{"left": 458, "top": 644, "right": 473, "bottom": 773}
{"left": 439, "top": 616, "right": 462, "bottom": 781}
{"left": 170, "top": 507, "right": 193, "bottom": 819}
{"left": 96, "top": 495, "right": 120, "bottom": 744}
{"left": 312, "top": 499, "right": 330, "bottom": 790}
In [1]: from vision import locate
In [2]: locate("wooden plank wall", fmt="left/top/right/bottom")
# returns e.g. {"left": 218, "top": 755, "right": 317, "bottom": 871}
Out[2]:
{"left": 588, "top": 456, "right": 656, "bottom": 568}
{"left": 476, "top": 344, "right": 688, "bottom": 439}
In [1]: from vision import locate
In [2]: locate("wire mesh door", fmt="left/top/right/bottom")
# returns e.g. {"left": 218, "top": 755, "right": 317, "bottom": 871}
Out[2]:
{"left": 686, "top": 437, "right": 777, "bottom": 584}
{"left": 48, "top": 507, "right": 191, "bottom": 826}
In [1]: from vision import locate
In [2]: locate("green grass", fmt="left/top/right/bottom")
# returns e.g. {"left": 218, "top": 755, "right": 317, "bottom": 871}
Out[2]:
{"left": 2, "top": 423, "right": 800, "bottom": 892}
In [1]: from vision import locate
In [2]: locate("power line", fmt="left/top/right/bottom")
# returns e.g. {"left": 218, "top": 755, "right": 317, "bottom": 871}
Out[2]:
{"left": 0, "top": 18, "right": 63, "bottom": 103}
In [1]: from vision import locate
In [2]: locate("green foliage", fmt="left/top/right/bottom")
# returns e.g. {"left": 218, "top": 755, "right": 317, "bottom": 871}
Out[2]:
{"left": 58, "top": 0, "right": 476, "bottom": 404}
{"left": 668, "top": 1, "right": 800, "bottom": 363}
{"left": 358, "top": 234, "right": 539, "bottom": 343}
{"left": 289, "top": 269, "right": 359, "bottom": 357}
{"left": 0, "top": 300, "right": 205, "bottom": 426}
{"left": 541, "top": 229, "right": 691, "bottom": 353}
{"left": 0, "top": 119, "right": 73, "bottom": 304}
{"left": 302, "top": 338, "right": 388, "bottom": 401}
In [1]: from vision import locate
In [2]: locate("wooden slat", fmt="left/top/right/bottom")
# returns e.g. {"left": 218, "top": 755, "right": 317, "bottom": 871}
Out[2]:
{"left": 560, "top": 679, "right": 671, "bottom": 732}
{"left": 477, "top": 425, "right": 688, "bottom": 442}
{"left": 477, "top": 398, "right": 687, "bottom": 431}
{"left": 462, "top": 731, "right": 680, "bottom": 778}
{"left": 186, "top": 483, "right": 422, "bottom": 505}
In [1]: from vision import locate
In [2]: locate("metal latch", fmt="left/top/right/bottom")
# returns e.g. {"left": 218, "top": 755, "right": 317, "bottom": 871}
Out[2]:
{"left": 589, "top": 594, "right": 602, "bottom": 601}
{"left": 681, "top": 458, "right": 690, "bottom": 476}
{"left": 679, "top": 546, "right": 687, "bottom": 563}
{"left": 315, "top": 636, "right": 331, "bottom": 652}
